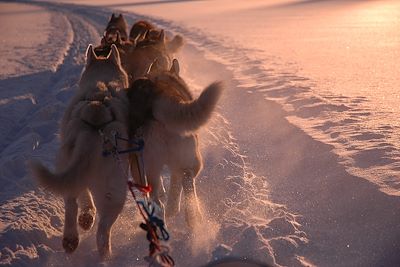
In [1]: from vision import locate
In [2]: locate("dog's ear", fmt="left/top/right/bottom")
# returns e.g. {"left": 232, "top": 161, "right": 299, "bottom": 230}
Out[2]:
{"left": 131, "top": 36, "right": 138, "bottom": 49}
{"left": 158, "top": 29, "right": 165, "bottom": 43}
{"left": 144, "top": 29, "right": 150, "bottom": 40}
{"left": 138, "top": 30, "right": 147, "bottom": 42}
{"left": 170, "top": 59, "right": 180, "bottom": 75}
{"left": 146, "top": 59, "right": 158, "bottom": 75}
{"left": 108, "top": 44, "right": 121, "bottom": 66}
{"left": 85, "top": 44, "right": 97, "bottom": 66}
{"left": 130, "top": 32, "right": 142, "bottom": 50}
{"left": 118, "top": 14, "right": 122, "bottom": 18}
{"left": 111, "top": 13, "right": 115, "bottom": 19}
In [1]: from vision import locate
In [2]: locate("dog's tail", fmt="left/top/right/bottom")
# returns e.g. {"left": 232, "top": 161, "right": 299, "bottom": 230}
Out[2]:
{"left": 166, "top": 34, "right": 184, "bottom": 54}
{"left": 30, "top": 131, "right": 95, "bottom": 195}
{"left": 153, "top": 81, "right": 223, "bottom": 134}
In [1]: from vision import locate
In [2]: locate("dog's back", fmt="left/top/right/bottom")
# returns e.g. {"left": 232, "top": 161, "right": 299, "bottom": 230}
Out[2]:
{"left": 129, "top": 20, "right": 155, "bottom": 42}
{"left": 151, "top": 59, "right": 223, "bottom": 134}
{"left": 31, "top": 44, "right": 129, "bottom": 195}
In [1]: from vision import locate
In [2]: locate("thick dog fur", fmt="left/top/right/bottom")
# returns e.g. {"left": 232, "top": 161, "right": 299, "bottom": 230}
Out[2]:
{"left": 30, "top": 44, "right": 130, "bottom": 259}
{"left": 124, "top": 20, "right": 184, "bottom": 82}
{"left": 105, "top": 13, "right": 128, "bottom": 41}
{"left": 96, "top": 17, "right": 185, "bottom": 85}
{"left": 129, "top": 20, "right": 155, "bottom": 42}
{"left": 127, "top": 59, "right": 223, "bottom": 228}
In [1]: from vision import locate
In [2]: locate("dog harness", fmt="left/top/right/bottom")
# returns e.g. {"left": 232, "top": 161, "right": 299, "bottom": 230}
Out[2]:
{"left": 101, "top": 130, "right": 174, "bottom": 267}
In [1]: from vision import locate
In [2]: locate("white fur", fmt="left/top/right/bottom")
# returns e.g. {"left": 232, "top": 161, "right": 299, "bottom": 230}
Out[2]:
{"left": 136, "top": 66, "right": 224, "bottom": 228}
{"left": 153, "top": 81, "right": 223, "bottom": 135}
{"left": 30, "top": 44, "right": 129, "bottom": 259}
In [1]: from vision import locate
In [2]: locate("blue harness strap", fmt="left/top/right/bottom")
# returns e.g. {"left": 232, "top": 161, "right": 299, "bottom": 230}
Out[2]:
{"left": 101, "top": 130, "right": 174, "bottom": 267}
{"left": 101, "top": 132, "right": 145, "bottom": 157}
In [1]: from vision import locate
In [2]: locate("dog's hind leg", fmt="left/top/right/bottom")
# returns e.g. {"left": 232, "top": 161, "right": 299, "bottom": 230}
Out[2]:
{"left": 146, "top": 163, "right": 165, "bottom": 219}
{"left": 63, "top": 197, "right": 79, "bottom": 253}
{"left": 96, "top": 195, "right": 125, "bottom": 260}
{"left": 182, "top": 168, "right": 203, "bottom": 229}
{"left": 169, "top": 136, "right": 203, "bottom": 228}
{"left": 89, "top": 121, "right": 128, "bottom": 259}
{"left": 78, "top": 189, "right": 96, "bottom": 231}
{"left": 165, "top": 169, "right": 183, "bottom": 219}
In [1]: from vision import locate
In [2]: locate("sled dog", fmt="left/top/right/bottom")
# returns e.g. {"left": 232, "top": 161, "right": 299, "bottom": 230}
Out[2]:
{"left": 124, "top": 29, "right": 170, "bottom": 83}
{"left": 30, "top": 44, "right": 129, "bottom": 259}
{"left": 127, "top": 59, "right": 223, "bottom": 228}
{"left": 124, "top": 20, "right": 184, "bottom": 82}
{"left": 97, "top": 16, "right": 184, "bottom": 85}
{"left": 129, "top": 20, "right": 184, "bottom": 55}
{"left": 96, "top": 13, "right": 132, "bottom": 59}
{"left": 104, "top": 13, "right": 128, "bottom": 43}
{"left": 129, "top": 20, "right": 155, "bottom": 43}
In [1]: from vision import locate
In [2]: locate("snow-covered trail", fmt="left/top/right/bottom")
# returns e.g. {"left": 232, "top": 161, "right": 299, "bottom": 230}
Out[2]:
{"left": 172, "top": 22, "right": 400, "bottom": 267}
{"left": 0, "top": 1, "right": 307, "bottom": 266}
{"left": 1, "top": 1, "right": 400, "bottom": 266}
{"left": 0, "top": 1, "right": 101, "bottom": 265}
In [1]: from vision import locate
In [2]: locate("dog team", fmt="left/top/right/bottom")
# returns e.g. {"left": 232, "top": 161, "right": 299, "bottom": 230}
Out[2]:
{"left": 30, "top": 13, "right": 223, "bottom": 259}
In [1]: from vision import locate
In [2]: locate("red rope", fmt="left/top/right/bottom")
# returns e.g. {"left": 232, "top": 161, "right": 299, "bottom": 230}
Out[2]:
{"left": 130, "top": 182, "right": 152, "bottom": 194}
{"left": 127, "top": 181, "right": 172, "bottom": 264}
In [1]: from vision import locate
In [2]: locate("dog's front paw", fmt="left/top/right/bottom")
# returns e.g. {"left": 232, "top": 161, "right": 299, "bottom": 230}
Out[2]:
{"left": 78, "top": 211, "right": 95, "bottom": 231}
{"left": 62, "top": 236, "right": 79, "bottom": 253}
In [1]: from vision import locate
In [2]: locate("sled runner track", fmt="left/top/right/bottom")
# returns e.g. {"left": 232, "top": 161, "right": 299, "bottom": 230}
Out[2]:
{"left": 0, "top": 5, "right": 102, "bottom": 201}
{"left": 0, "top": 3, "right": 105, "bottom": 265}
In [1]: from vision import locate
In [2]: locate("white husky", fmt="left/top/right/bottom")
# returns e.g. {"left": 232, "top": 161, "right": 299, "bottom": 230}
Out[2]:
{"left": 30, "top": 44, "right": 129, "bottom": 259}
{"left": 127, "top": 59, "right": 223, "bottom": 228}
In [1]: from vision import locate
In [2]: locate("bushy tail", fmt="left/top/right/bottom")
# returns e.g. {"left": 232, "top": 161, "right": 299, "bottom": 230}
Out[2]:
{"left": 30, "top": 161, "right": 68, "bottom": 195}
{"left": 30, "top": 131, "right": 95, "bottom": 195}
{"left": 166, "top": 34, "right": 184, "bottom": 54}
{"left": 153, "top": 81, "right": 224, "bottom": 134}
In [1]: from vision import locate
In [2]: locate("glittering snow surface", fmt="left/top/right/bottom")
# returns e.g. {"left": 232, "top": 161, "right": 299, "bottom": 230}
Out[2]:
{"left": 1, "top": 1, "right": 399, "bottom": 267}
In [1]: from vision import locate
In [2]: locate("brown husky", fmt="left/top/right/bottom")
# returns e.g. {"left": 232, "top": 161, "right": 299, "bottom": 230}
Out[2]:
{"left": 96, "top": 14, "right": 132, "bottom": 58}
{"left": 30, "top": 44, "right": 130, "bottom": 259}
{"left": 129, "top": 20, "right": 183, "bottom": 54}
{"left": 123, "top": 30, "right": 171, "bottom": 83}
{"left": 124, "top": 20, "right": 184, "bottom": 81}
{"left": 97, "top": 17, "right": 184, "bottom": 86}
{"left": 104, "top": 13, "right": 128, "bottom": 43}
{"left": 129, "top": 20, "right": 155, "bottom": 42}
{"left": 126, "top": 59, "right": 223, "bottom": 228}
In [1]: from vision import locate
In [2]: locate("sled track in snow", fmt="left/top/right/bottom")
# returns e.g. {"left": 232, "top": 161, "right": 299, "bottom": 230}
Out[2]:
{"left": 0, "top": 1, "right": 310, "bottom": 266}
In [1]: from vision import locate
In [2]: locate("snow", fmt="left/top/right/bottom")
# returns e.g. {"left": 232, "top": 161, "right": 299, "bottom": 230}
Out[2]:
{"left": 1, "top": 0, "right": 400, "bottom": 267}
{"left": 0, "top": 3, "right": 73, "bottom": 79}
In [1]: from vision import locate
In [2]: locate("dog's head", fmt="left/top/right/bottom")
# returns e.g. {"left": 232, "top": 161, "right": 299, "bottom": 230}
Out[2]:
{"left": 80, "top": 44, "right": 128, "bottom": 90}
{"left": 102, "top": 28, "right": 124, "bottom": 46}
{"left": 129, "top": 20, "right": 155, "bottom": 42}
{"left": 135, "top": 29, "right": 166, "bottom": 49}
{"left": 104, "top": 13, "right": 128, "bottom": 42}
